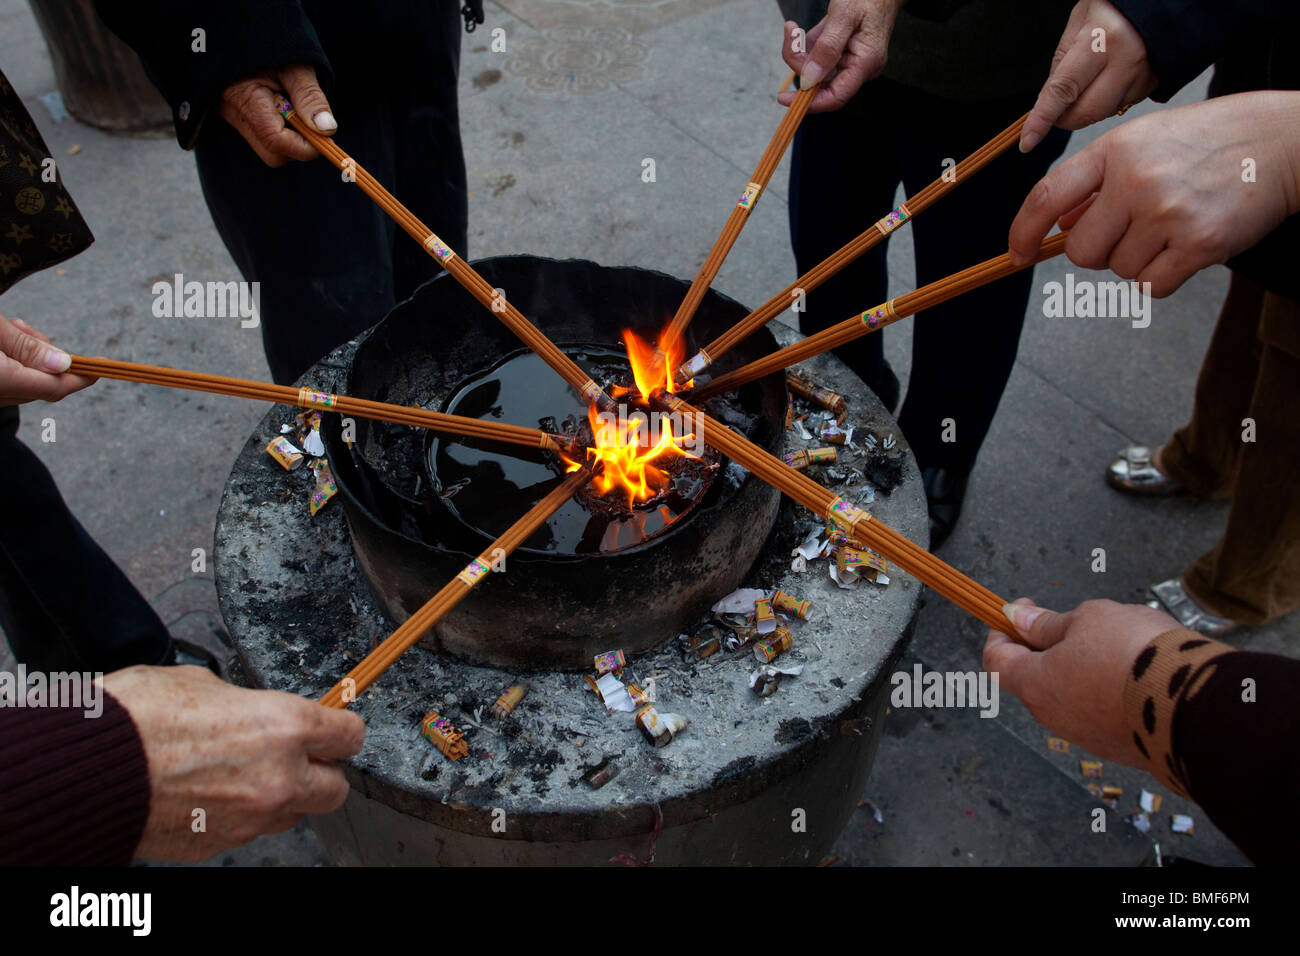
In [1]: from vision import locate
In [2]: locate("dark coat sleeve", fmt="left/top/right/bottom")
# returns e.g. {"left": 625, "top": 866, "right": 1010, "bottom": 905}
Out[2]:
{"left": 93, "top": 0, "right": 332, "bottom": 149}
{"left": 0, "top": 689, "right": 150, "bottom": 865}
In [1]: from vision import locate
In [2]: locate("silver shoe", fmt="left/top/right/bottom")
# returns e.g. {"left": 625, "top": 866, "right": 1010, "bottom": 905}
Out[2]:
{"left": 1107, "top": 445, "right": 1186, "bottom": 497}
{"left": 1146, "top": 579, "right": 1238, "bottom": 636}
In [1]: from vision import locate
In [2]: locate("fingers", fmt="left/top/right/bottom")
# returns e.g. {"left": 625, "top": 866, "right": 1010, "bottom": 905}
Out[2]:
{"left": 1009, "top": 140, "right": 1106, "bottom": 263}
{"left": 1001, "top": 601, "right": 1072, "bottom": 650}
{"left": 982, "top": 627, "right": 1036, "bottom": 693}
{"left": 0, "top": 316, "right": 72, "bottom": 373}
{"left": 280, "top": 64, "right": 336, "bottom": 135}
{"left": 1061, "top": 186, "right": 1131, "bottom": 270}
{"left": 1106, "top": 217, "right": 1167, "bottom": 280}
{"left": 800, "top": 9, "right": 854, "bottom": 87}
{"left": 1021, "top": 31, "right": 1106, "bottom": 152}
{"left": 297, "top": 700, "right": 367, "bottom": 760}
{"left": 296, "top": 758, "right": 353, "bottom": 814}
{"left": 1137, "top": 246, "right": 1198, "bottom": 299}
{"left": 10, "top": 317, "right": 52, "bottom": 345}
{"left": 781, "top": 20, "right": 807, "bottom": 73}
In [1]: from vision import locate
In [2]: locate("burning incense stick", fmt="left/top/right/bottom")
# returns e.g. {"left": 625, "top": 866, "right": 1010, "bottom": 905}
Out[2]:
{"left": 654, "top": 392, "right": 1020, "bottom": 639}
{"left": 662, "top": 84, "right": 818, "bottom": 344}
{"left": 692, "top": 232, "right": 1068, "bottom": 401}
{"left": 275, "top": 94, "right": 615, "bottom": 412}
{"left": 675, "top": 112, "right": 1029, "bottom": 384}
{"left": 319, "top": 468, "right": 592, "bottom": 707}
{"left": 68, "top": 355, "right": 564, "bottom": 453}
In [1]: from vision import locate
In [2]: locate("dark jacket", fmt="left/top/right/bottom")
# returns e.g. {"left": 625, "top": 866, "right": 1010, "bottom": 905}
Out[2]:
{"left": 94, "top": 1, "right": 480, "bottom": 150}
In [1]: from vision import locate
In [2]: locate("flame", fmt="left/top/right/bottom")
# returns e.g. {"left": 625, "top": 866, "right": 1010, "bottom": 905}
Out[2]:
{"left": 564, "top": 326, "right": 698, "bottom": 507}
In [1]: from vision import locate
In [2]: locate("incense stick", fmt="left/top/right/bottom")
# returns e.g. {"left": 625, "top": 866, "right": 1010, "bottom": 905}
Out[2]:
{"left": 675, "top": 111, "right": 1029, "bottom": 383}
{"left": 275, "top": 95, "right": 615, "bottom": 412}
{"left": 662, "top": 84, "right": 818, "bottom": 344}
{"left": 692, "top": 232, "right": 1068, "bottom": 401}
{"left": 68, "top": 355, "right": 563, "bottom": 453}
{"left": 656, "top": 393, "right": 1020, "bottom": 639}
{"left": 319, "top": 468, "right": 591, "bottom": 707}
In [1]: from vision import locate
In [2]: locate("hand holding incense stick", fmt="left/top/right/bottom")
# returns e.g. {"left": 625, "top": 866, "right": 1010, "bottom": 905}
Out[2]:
{"left": 274, "top": 94, "right": 616, "bottom": 412}
{"left": 662, "top": 85, "right": 819, "bottom": 344}
{"left": 675, "top": 111, "right": 1030, "bottom": 384}
{"left": 692, "top": 232, "right": 1068, "bottom": 401}
{"left": 319, "top": 468, "right": 592, "bottom": 707}
{"left": 68, "top": 355, "right": 565, "bottom": 453}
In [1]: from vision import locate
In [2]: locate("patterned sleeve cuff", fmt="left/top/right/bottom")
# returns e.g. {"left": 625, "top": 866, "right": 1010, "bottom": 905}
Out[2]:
{"left": 1123, "top": 628, "right": 1234, "bottom": 797}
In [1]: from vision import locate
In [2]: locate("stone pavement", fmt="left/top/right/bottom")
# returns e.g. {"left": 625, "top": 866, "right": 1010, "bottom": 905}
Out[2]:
{"left": 1, "top": 0, "right": 1290, "bottom": 866}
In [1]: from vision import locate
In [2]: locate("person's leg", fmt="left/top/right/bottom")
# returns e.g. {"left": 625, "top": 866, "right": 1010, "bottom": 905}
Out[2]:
{"left": 1157, "top": 272, "right": 1267, "bottom": 500}
{"left": 193, "top": 86, "right": 403, "bottom": 385}
{"left": 788, "top": 79, "right": 905, "bottom": 408}
{"left": 0, "top": 406, "right": 172, "bottom": 673}
{"left": 391, "top": 1, "right": 468, "bottom": 302}
{"left": 1181, "top": 288, "right": 1300, "bottom": 626}
{"left": 899, "top": 103, "right": 1070, "bottom": 475}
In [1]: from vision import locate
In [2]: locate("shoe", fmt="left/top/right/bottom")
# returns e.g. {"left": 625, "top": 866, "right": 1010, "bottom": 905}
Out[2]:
{"left": 1108, "top": 445, "right": 1186, "bottom": 497}
{"left": 1146, "top": 579, "right": 1239, "bottom": 636}
{"left": 921, "top": 466, "right": 970, "bottom": 551}
{"left": 168, "top": 615, "right": 234, "bottom": 679}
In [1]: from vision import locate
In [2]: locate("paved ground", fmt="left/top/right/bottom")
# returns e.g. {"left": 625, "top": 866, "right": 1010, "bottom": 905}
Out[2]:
{"left": 1, "top": 0, "right": 1290, "bottom": 866}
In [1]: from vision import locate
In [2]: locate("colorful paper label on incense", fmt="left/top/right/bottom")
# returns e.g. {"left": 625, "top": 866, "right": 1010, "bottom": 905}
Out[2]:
{"left": 579, "top": 379, "right": 604, "bottom": 405}
{"left": 594, "top": 649, "right": 626, "bottom": 675}
{"left": 456, "top": 558, "right": 493, "bottom": 587}
{"left": 737, "top": 182, "right": 762, "bottom": 210}
{"left": 827, "top": 498, "right": 867, "bottom": 529}
{"left": 680, "top": 350, "right": 710, "bottom": 377}
{"left": 860, "top": 302, "right": 894, "bottom": 329}
{"left": 273, "top": 93, "right": 294, "bottom": 116}
{"left": 874, "top": 204, "right": 910, "bottom": 236}
{"left": 424, "top": 234, "right": 456, "bottom": 263}
{"left": 297, "top": 387, "right": 338, "bottom": 410}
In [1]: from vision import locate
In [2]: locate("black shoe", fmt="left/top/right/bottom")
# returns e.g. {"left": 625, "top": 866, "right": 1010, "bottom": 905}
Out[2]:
{"left": 921, "top": 466, "right": 970, "bottom": 551}
{"left": 167, "top": 614, "right": 234, "bottom": 679}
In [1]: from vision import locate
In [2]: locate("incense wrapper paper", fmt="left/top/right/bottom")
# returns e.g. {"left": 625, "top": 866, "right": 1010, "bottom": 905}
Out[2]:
{"left": 754, "top": 597, "right": 777, "bottom": 635}
{"left": 753, "top": 626, "right": 794, "bottom": 663}
{"left": 421, "top": 710, "right": 469, "bottom": 761}
{"left": 636, "top": 705, "right": 688, "bottom": 748}
{"left": 266, "top": 436, "right": 304, "bottom": 471}
{"left": 492, "top": 684, "right": 528, "bottom": 718}
{"left": 772, "top": 589, "right": 812, "bottom": 621}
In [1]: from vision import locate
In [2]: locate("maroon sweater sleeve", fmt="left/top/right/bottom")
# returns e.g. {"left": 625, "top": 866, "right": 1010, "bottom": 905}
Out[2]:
{"left": 0, "top": 689, "right": 150, "bottom": 865}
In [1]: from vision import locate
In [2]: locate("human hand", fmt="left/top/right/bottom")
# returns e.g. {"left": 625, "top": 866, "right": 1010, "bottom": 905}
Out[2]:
{"left": 217, "top": 63, "right": 337, "bottom": 167}
{"left": 101, "top": 665, "right": 365, "bottom": 862}
{"left": 778, "top": 0, "right": 904, "bottom": 113}
{"left": 1009, "top": 91, "right": 1300, "bottom": 297}
{"left": 0, "top": 312, "right": 94, "bottom": 406}
{"left": 983, "top": 598, "right": 1178, "bottom": 765}
{"left": 1020, "top": 0, "right": 1156, "bottom": 153}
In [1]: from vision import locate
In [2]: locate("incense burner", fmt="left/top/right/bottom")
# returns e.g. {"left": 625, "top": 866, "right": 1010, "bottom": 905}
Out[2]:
{"left": 320, "top": 256, "right": 787, "bottom": 670}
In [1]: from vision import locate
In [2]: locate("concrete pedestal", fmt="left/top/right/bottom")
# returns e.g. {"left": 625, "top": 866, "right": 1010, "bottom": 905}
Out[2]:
{"left": 214, "top": 323, "right": 927, "bottom": 865}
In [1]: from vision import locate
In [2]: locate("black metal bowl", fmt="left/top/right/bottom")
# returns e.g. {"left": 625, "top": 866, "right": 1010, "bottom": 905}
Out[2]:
{"left": 321, "top": 256, "right": 786, "bottom": 670}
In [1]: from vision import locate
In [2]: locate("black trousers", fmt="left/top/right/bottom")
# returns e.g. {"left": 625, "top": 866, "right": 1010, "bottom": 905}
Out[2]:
{"left": 193, "top": 2, "right": 469, "bottom": 385}
{"left": 0, "top": 406, "right": 172, "bottom": 672}
{"left": 789, "top": 78, "right": 1070, "bottom": 473}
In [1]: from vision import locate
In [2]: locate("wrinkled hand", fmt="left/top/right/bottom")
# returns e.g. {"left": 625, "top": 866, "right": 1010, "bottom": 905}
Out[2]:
{"left": 102, "top": 665, "right": 365, "bottom": 862}
{"left": 1020, "top": 0, "right": 1156, "bottom": 153}
{"left": 0, "top": 312, "right": 94, "bottom": 406}
{"left": 984, "top": 598, "right": 1178, "bottom": 765}
{"left": 778, "top": 0, "right": 903, "bottom": 113}
{"left": 217, "top": 63, "right": 337, "bottom": 167}
{"left": 1010, "top": 91, "right": 1300, "bottom": 297}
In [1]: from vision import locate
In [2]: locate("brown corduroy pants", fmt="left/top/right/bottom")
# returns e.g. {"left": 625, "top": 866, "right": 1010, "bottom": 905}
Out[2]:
{"left": 1160, "top": 272, "right": 1300, "bottom": 626}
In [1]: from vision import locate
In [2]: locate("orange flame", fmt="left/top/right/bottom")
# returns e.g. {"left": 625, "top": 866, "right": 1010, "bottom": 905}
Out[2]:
{"left": 565, "top": 326, "right": 698, "bottom": 506}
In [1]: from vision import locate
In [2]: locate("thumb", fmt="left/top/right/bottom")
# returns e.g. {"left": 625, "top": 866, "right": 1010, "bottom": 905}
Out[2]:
{"left": 280, "top": 64, "right": 336, "bottom": 133}
{"left": 800, "top": 10, "right": 854, "bottom": 87}
{"left": 1001, "top": 600, "right": 1070, "bottom": 650}
{"left": 0, "top": 318, "right": 71, "bottom": 373}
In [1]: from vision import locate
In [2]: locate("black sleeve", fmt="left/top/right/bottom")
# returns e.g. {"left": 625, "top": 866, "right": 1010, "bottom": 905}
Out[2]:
{"left": 93, "top": 0, "right": 332, "bottom": 149}
{"left": 0, "top": 690, "right": 150, "bottom": 865}
{"left": 1173, "top": 650, "right": 1300, "bottom": 864}
{"left": 1109, "top": 0, "right": 1297, "bottom": 102}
